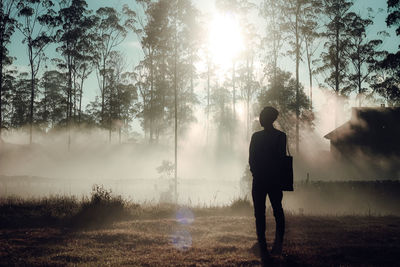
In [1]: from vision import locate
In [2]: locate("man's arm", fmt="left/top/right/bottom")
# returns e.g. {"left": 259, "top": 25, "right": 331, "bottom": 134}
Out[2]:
{"left": 279, "top": 132, "right": 287, "bottom": 158}
{"left": 249, "top": 134, "right": 256, "bottom": 175}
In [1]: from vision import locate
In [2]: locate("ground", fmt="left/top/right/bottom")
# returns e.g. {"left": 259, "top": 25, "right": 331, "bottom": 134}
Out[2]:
{"left": 1, "top": 214, "right": 400, "bottom": 266}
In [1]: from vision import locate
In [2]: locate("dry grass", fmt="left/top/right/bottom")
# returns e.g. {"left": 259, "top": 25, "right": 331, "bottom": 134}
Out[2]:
{"left": 1, "top": 213, "right": 399, "bottom": 266}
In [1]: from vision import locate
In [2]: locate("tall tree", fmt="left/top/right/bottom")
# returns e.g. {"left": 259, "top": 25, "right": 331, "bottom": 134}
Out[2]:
{"left": 0, "top": 0, "right": 17, "bottom": 139}
{"left": 282, "top": 0, "right": 307, "bottom": 153}
{"left": 16, "top": 0, "right": 57, "bottom": 144}
{"left": 0, "top": 65, "right": 16, "bottom": 131}
{"left": 258, "top": 68, "right": 312, "bottom": 148}
{"left": 10, "top": 72, "right": 31, "bottom": 128}
{"left": 238, "top": 20, "right": 259, "bottom": 140}
{"left": 316, "top": 0, "right": 353, "bottom": 127}
{"left": 259, "top": 0, "right": 285, "bottom": 82}
{"left": 210, "top": 84, "right": 233, "bottom": 147}
{"left": 372, "top": 0, "right": 400, "bottom": 105}
{"left": 166, "top": 0, "right": 200, "bottom": 202}
{"left": 301, "top": 0, "right": 322, "bottom": 109}
{"left": 37, "top": 70, "right": 67, "bottom": 129}
{"left": 93, "top": 7, "right": 127, "bottom": 131}
{"left": 55, "top": 0, "right": 96, "bottom": 148}
{"left": 343, "top": 12, "right": 384, "bottom": 106}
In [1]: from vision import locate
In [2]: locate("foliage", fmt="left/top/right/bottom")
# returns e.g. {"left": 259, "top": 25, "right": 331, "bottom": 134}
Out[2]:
{"left": 258, "top": 68, "right": 313, "bottom": 148}
{"left": 372, "top": 0, "right": 400, "bottom": 106}
{"left": 156, "top": 160, "right": 175, "bottom": 178}
{"left": 230, "top": 196, "right": 252, "bottom": 212}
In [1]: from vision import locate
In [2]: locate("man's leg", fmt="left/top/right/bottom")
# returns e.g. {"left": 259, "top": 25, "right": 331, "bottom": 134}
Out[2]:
{"left": 268, "top": 190, "right": 285, "bottom": 255}
{"left": 252, "top": 181, "right": 269, "bottom": 258}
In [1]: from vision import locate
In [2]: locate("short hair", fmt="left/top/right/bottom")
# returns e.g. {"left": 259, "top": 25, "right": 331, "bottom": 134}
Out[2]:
{"left": 259, "top": 106, "right": 279, "bottom": 127}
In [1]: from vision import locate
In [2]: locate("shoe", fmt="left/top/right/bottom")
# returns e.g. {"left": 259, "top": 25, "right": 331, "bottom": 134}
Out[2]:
{"left": 271, "top": 239, "right": 282, "bottom": 256}
{"left": 260, "top": 251, "right": 273, "bottom": 266}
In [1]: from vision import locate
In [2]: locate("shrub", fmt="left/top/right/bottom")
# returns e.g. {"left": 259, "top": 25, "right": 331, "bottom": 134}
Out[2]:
{"left": 230, "top": 197, "right": 252, "bottom": 213}
{"left": 70, "top": 185, "right": 130, "bottom": 228}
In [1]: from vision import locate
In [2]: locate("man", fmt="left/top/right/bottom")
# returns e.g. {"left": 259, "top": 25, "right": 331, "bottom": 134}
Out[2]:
{"left": 249, "top": 106, "right": 286, "bottom": 265}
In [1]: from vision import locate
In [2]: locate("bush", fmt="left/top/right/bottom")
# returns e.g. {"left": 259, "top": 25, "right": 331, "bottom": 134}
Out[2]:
{"left": 230, "top": 197, "right": 252, "bottom": 213}
{"left": 70, "top": 185, "right": 131, "bottom": 228}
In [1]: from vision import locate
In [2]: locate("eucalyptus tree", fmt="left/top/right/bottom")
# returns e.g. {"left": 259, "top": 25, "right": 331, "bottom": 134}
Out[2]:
{"left": 386, "top": 0, "right": 400, "bottom": 36}
{"left": 316, "top": 0, "right": 353, "bottom": 127}
{"left": 258, "top": 68, "right": 311, "bottom": 149}
{"left": 0, "top": 66, "right": 16, "bottom": 131}
{"left": 10, "top": 72, "right": 31, "bottom": 128}
{"left": 343, "top": 12, "right": 384, "bottom": 106}
{"left": 210, "top": 84, "right": 233, "bottom": 147}
{"left": 282, "top": 0, "right": 321, "bottom": 153}
{"left": 281, "top": 0, "right": 304, "bottom": 153}
{"left": 92, "top": 7, "right": 127, "bottom": 129}
{"left": 259, "top": 0, "right": 286, "bottom": 82}
{"left": 237, "top": 19, "right": 260, "bottom": 140}
{"left": 16, "top": 0, "right": 58, "bottom": 144}
{"left": 169, "top": 0, "right": 200, "bottom": 200}
{"left": 0, "top": 0, "right": 17, "bottom": 138}
{"left": 75, "top": 26, "right": 97, "bottom": 124}
{"left": 301, "top": 0, "right": 322, "bottom": 109}
{"left": 372, "top": 0, "right": 400, "bottom": 105}
{"left": 123, "top": 0, "right": 157, "bottom": 142}
{"left": 37, "top": 70, "right": 67, "bottom": 129}
{"left": 55, "top": 0, "right": 96, "bottom": 148}
{"left": 103, "top": 51, "right": 137, "bottom": 143}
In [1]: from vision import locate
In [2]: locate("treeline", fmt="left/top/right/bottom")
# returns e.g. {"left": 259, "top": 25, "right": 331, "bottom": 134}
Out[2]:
{"left": 0, "top": 0, "right": 398, "bottom": 151}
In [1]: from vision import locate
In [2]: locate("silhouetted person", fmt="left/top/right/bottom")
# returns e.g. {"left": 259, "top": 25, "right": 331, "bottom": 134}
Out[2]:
{"left": 249, "top": 106, "right": 286, "bottom": 265}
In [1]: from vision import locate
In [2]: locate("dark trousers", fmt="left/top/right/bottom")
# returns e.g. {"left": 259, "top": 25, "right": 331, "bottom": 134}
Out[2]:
{"left": 252, "top": 180, "right": 285, "bottom": 248}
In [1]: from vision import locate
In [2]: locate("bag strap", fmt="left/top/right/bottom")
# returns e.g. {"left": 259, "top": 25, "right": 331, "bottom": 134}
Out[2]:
{"left": 286, "top": 138, "right": 291, "bottom": 156}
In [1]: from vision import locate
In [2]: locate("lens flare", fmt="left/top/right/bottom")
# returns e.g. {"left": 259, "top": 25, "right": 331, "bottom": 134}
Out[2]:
{"left": 170, "top": 229, "right": 192, "bottom": 251}
{"left": 176, "top": 207, "right": 195, "bottom": 225}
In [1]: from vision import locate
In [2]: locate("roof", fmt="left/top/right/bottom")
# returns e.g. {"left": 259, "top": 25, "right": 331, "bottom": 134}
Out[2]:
{"left": 324, "top": 107, "right": 400, "bottom": 141}
{"left": 324, "top": 121, "right": 352, "bottom": 140}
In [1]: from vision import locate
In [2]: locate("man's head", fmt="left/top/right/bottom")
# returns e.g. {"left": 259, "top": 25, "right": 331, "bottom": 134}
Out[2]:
{"left": 259, "top": 106, "right": 279, "bottom": 127}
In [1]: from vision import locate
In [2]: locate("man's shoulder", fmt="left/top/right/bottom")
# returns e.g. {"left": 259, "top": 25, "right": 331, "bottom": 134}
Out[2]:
{"left": 251, "top": 130, "right": 264, "bottom": 139}
{"left": 251, "top": 129, "right": 286, "bottom": 139}
{"left": 274, "top": 129, "right": 286, "bottom": 137}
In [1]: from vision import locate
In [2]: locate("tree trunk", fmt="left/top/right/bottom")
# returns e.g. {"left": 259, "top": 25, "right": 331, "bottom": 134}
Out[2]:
{"left": 335, "top": 21, "right": 340, "bottom": 127}
{"left": 232, "top": 60, "right": 236, "bottom": 119}
{"left": 305, "top": 39, "right": 313, "bottom": 109}
{"left": 101, "top": 57, "right": 106, "bottom": 127}
{"left": 149, "top": 48, "right": 154, "bottom": 143}
{"left": 29, "top": 44, "right": 34, "bottom": 145}
{"left": 206, "top": 57, "right": 210, "bottom": 144}
{"left": 0, "top": 42, "right": 3, "bottom": 140}
{"left": 295, "top": 3, "right": 300, "bottom": 154}
{"left": 78, "top": 73, "right": 85, "bottom": 124}
{"left": 67, "top": 55, "right": 73, "bottom": 151}
{"left": 174, "top": 17, "right": 178, "bottom": 204}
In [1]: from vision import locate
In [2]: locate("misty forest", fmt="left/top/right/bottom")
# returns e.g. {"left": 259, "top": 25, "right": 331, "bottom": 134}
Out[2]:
{"left": 0, "top": 0, "right": 399, "bottom": 266}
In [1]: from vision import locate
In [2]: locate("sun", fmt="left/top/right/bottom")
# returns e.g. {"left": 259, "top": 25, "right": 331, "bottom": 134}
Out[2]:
{"left": 208, "top": 12, "right": 244, "bottom": 71}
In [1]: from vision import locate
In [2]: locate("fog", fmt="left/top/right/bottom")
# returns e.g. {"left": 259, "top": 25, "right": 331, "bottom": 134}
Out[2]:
{"left": 1, "top": 93, "right": 399, "bottom": 214}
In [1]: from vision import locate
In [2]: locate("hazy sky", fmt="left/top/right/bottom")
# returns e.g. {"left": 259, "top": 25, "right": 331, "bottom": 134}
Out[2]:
{"left": 8, "top": 0, "right": 397, "bottom": 135}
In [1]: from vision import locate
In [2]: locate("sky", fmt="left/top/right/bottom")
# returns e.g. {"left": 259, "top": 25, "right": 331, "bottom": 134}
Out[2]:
{"left": 8, "top": 0, "right": 398, "bottom": 136}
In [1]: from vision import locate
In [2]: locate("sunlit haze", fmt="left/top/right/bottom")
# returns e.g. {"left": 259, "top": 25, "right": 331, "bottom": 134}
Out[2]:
{"left": 208, "top": 12, "right": 244, "bottom": 72}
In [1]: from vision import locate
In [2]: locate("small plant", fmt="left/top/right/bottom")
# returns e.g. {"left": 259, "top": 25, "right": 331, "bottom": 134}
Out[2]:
{"left": 71, "top": 184, "right": 129, "bottom": 228}
{"left": 91, "top": 184, "right": 113, "bottom": 204}
{"left": 156, "top": 160, "right": 175, "bottom": 178}
{"left": 230, "top": 196, "right": 252, "bottom": 212}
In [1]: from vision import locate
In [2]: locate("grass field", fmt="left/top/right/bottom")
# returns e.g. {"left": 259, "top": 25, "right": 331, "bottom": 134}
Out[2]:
{"left": 1, "top": 203, "right": 400, "bottom": 266}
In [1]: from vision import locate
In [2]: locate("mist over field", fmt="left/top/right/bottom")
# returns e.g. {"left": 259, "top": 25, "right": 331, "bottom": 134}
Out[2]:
{"left": 1, "top": 98, "right": 399, "bottom": 215}
{"left": 0, "top": 0, "right": 399, "bottom": 214}
{"left": 1, "top": 0, "right": 400, "bottom": 266}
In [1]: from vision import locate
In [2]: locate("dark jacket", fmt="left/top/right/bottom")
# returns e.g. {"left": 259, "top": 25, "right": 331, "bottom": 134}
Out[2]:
{"left": 249, "top": 128, "right": 286, "bottom": 185}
